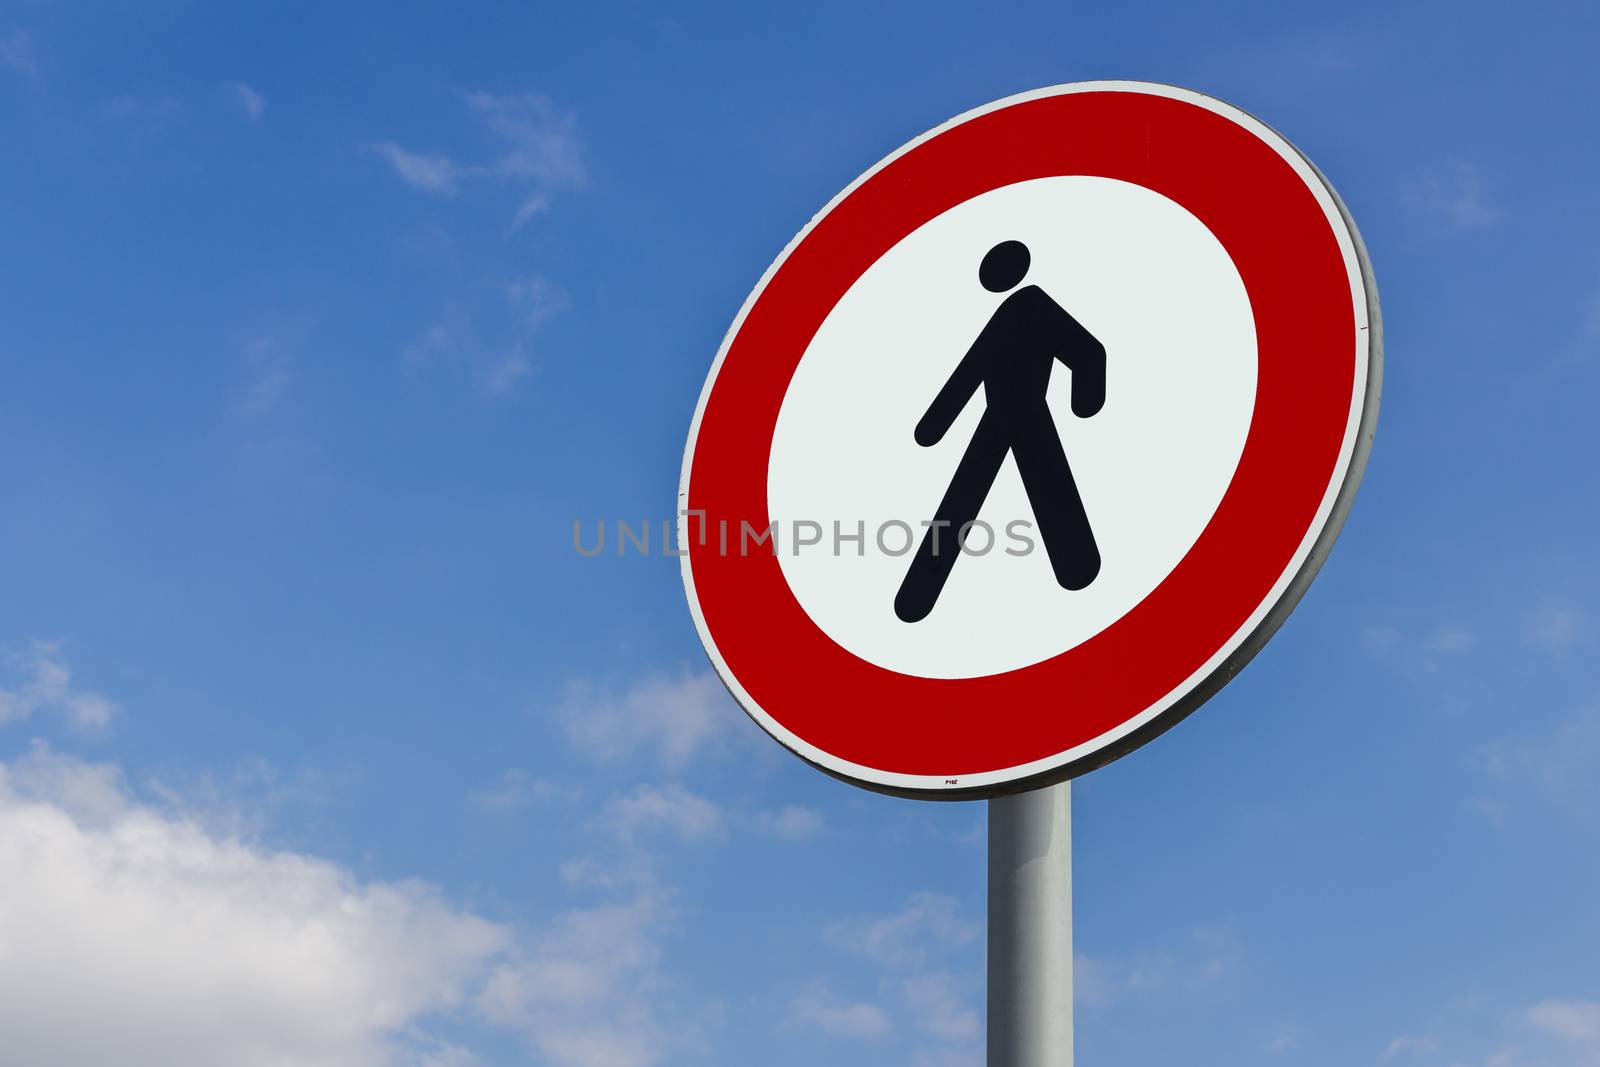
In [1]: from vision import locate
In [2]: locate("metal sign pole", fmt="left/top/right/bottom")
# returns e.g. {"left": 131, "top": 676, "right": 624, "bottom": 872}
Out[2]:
{"left": 988, "top": 781, "right": 1073, "bottom": 1067}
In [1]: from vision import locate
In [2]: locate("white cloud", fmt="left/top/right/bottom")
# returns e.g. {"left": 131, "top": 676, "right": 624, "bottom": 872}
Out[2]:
{"left": 788, "top": 986, "right": 891, "bottom": 1040}
{"left": 372, "top": 142, "right": 462, "bottom": 195}
{"left": 0, "top": 637, "right": 723, "bottom": 1067}
{"left": 751, "top": 804, "right": 824, "bottom": 840}
{"left": 0, "top": 641, "right": 115, "bottom": 732}
{"left": 1, "top": 26, "right": 38, "bottom": 77}
{"left": 600, "top": 782, "right": 723, "bottom": 844}
{"left": 561, "top": 670, "right": 740, "bottom": 770}
{"left": 1412, "top": 160, "right": 1499, "bottom": 231}
{"left": 826, "top": 892, "right": 979, "bottom": 969}
{"left": 226, "top": 81, "right": 265, "bottom": 120}
{"left": 0, "top": 744, "right": 703, "bottom": 1067}
{"left": 0, "top": 745, "right": 507, "bottom": 1067}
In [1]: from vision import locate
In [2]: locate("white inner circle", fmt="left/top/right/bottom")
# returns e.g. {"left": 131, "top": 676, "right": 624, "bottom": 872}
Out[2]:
{"left": 767, "top": 176, "right": 1258, "bottom": 679}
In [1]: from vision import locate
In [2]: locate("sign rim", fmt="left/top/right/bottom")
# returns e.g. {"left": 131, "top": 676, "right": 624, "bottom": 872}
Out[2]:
{"left": 678, "top": 79, "right": 1383, "bottom": 800}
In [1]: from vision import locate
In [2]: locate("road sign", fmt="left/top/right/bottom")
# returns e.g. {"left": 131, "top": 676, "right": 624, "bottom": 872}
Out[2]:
{"left": 679, "top": 81, "right": 1381, "bottom": 799}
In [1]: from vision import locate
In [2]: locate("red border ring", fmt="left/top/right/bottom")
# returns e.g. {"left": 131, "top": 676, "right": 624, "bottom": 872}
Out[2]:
{"left": 680, "top": 82, "right": 1381, "bottom": 799}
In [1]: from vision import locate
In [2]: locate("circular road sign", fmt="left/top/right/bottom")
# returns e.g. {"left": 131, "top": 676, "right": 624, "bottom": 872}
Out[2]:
{"left": 679, "top": 81, "right": 1381, "bottom": 799}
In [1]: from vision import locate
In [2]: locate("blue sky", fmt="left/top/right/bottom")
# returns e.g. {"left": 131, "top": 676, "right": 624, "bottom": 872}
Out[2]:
{"left": 2, "top": 2, "right": 1599, "bottom": 1065}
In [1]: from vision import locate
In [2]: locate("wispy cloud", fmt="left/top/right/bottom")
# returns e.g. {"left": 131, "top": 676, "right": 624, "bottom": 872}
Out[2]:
{"left": 560, "top": 669, "right": 743, "bottom": 770}
{"left": 403, "top": 320, "right": 465, "bottom": 366}
{"left": 468, "top": 275, "right": 570, "bottom": 396}
{"left": 511, "top": 193, "right": 551, "bottom": 231}
{"left": 788, "top": 986, "right": 892, "bottom": 1040}
{"left": 1382, "top": 1033, "right": 1441, "bottom": 1060}
{"left": 1480, "top": 705, "right": 1600, "bottom": 793}
{"left": 1369, "top": 594, "right": 1587, "bottom": 677}
{"left": 1, "top": 27, "right": 39, "bottom": 77}
{"left": 478, "top": 774, "right": 715, "bottom": 1065}
{"left": 1528, "top": 1000, "right": 1600, "bottom": 1047}
{"left": 0, "top": 641, "right": 114, "bottom": 733}
{"left": 475, "top": 348, "right": 532, "bottom": 397}
{"left": 1423, "top": 626, "right": 1478, "bottom": 654}
{"left": 1363, "top": 621, "right": 1481, "bottom": 674}
{"left": 372, "top": 91, "right": 585, "bottom": 229}
{"left": 225, "top": 81, "right": 266, "bottom": 121}
{"left": 1261, "top": 1022, "right": 1301, "bottom": 1055}
{"left": 599, "top": 782, "right": 724, "bottom": 844}
{"left": 1410, "top": 160, "right": 1500, "bottom": 232}
{"left": 236, "top": 336, "right": 292, "bottom": 416}
{"left": 507, "top": 275, "right": 571, "bottom": 327}
{"left": 463, "top": 92, "right": 585, "bottom": 186}
{"left": 1524, "top": 597, "right": 1583, "bottom": 654}
{"left": 1389, "top": 996, "right": 1600, "bottom": 1067}
{"left": 476, "top": 891, "right": 691, "bottom": 1067}
{"left": 1076, "top": 925, "right": 1241, "bottom": 1008}
{"left": 405, "top": 277, "right": 570, "bottom": 399}
{"left": 470, "top": 768, "right": 567, "bottom": 812}
{"left": 751, "top": 804, "right": 825, "bottom": 840}
{"left": 372, "top": 142, "right": 461, "bottom": 195}
{"left": 811, "top": 894, "right": 982, "bottom": 1064}
{"left": 138, "top": 755, "right": 350, "bottom": 845}
{"left": 223, "top": 335, "right": 315, "bottom": 485}
{"left": 826, "top": 892, "right": 979, "bottom": 969}
{"left": 379, "top": 94, "right": 584, "bottom": 400}
{"left": 478, "top": 762, "right": 819, "bottom": 850}
{"left": 900, "top": 971, "right": 980, "bottom": 1043}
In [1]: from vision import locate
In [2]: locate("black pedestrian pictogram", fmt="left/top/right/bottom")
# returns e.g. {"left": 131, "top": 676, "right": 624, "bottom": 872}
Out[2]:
{"left": 894, "top": 240, "right": 1107, "bottom": 623}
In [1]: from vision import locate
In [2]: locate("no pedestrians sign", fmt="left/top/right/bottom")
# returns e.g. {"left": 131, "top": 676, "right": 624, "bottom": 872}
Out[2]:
{"left": 680, "top": 81, "right": 1381, "bottom": 798}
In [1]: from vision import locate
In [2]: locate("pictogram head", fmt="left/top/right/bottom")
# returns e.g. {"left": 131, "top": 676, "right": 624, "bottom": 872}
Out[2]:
{"left": 979, "top": 240, "right": 1030, "bottom": 292}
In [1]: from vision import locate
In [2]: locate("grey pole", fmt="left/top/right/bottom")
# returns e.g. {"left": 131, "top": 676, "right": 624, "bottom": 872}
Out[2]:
{"left": 988, "top": 781, "right": 1072, "bottom": 1067}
